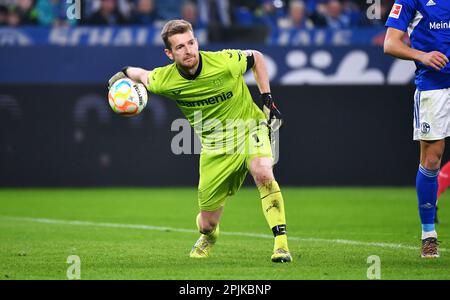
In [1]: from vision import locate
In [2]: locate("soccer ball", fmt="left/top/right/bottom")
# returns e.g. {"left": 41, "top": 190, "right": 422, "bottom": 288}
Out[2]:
{"left": 108, "top": 78, "right": 148, "bottom": 117}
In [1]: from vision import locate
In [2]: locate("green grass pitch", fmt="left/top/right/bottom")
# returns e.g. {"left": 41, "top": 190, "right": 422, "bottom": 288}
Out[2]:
{"left": 0, "top": 187, "right": 449, "bottom": 280}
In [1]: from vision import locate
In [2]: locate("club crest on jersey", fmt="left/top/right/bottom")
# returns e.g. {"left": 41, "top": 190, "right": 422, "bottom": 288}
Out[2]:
{"left": 389, "top": 4, "right": 402, "bottom": 19}
{"left": 211, "top": 77, "right": 224, "bottom": 88}
{"left": 421, "top": 122, "right": 431, "bottom": 134}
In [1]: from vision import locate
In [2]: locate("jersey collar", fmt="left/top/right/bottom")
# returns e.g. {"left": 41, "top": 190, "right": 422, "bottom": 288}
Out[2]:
{"left": 176, "top": 53, "right": 202, "bottom": 80}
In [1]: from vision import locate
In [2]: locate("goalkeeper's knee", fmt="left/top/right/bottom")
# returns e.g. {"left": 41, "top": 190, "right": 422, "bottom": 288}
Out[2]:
{"left": 249, "top": 157, "right": 275, "bottom": 187}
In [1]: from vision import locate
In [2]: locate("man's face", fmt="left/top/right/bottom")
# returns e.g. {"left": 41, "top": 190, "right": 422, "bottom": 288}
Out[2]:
{"left": 138, "top": 0, "right": 154, "bottom": 14}
{"left": 181, "top": 3, "right": 197, "bottom": 23}
{"left": 101, "top": 0, "right": 116, "bottom": 14}
{"left": 327, "top": 0, "right": 342, "bottom": 18}
{"left": 18, "top": 0, "right": 33, "bottom": 11}
{"left": 290, "top": 5, "right": 305, "bottom": 24}
{"left": 165, "top": 31, "right": 199, "bottom": 69}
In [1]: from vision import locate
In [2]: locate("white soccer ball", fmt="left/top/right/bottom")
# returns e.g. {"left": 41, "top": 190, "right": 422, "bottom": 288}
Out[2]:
{"left": 108, "top": 78, "right": 148, "bottom": 117}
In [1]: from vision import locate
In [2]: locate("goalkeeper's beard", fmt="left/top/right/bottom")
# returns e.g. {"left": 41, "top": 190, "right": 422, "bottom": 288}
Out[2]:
{"left": 178, "top": 55, "right": 199, "bottom": 70}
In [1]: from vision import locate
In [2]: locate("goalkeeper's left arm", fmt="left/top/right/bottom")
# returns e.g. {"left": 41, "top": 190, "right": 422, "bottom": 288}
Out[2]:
{"left": 246, "top": 50, "right": 282, "bottom": 130}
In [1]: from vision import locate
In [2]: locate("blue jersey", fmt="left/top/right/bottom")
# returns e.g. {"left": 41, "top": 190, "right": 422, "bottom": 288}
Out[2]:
{"left": 385, "top": 0, "right": 450, "bottom": 91}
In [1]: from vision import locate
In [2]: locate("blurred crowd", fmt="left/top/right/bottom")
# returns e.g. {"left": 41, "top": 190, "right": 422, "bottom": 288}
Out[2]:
{"left": 0, "top": 0, "right": 395, "bottom": 29}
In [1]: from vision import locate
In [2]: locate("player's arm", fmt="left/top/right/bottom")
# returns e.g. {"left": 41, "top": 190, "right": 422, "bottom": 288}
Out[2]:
{"left": 246, "top": 50, "right": 282, "bottom": 129}
{"left": 384, "top": 27, "right": 448, "bottom": 71}
{"left": 249, "top": 50, "right": 270, "bottom": 94}
{"left": 108, "top": 67, "right": 151, "bottom": 88}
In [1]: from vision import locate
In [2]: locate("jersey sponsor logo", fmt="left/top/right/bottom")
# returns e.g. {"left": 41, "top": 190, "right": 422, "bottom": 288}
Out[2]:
{"left": 389, "top": 4, "right": 402, "bottom": 19}
{"left": 176, "top": 91, "right": 233, "bottom": 108}
{"left": 426, "top": 0, "right": 436, "bottom": 6}
{"left": 429, "top": 20, "right": 450, "bottom": 29}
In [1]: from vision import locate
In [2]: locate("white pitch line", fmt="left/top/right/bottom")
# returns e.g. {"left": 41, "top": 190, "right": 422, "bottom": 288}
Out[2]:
{"left": 0, "top": 216, "right": 447, "bottom": 253}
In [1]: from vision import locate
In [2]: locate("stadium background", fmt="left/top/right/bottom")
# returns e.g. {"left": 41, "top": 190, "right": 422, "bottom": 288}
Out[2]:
{"left": 2, "top": 0, "right": 447, "bottom": 187}
{"left": 1, "top": 0, "right": 450, "bottom": 281}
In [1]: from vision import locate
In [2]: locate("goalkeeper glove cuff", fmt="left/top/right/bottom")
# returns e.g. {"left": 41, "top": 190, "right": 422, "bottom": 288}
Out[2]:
{"left": 121, "top": 66, "right": 130, "bottom": 77}
{"left": 260, "top": 92, "right": 273, "bottom": 108}
{"left": 260, "top": 92, "right": 283, "bottom": 128}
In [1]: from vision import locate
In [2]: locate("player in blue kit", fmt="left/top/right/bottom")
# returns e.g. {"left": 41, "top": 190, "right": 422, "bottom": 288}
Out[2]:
{"left": 384, "top": 0, "right": 449, "bottom": 258}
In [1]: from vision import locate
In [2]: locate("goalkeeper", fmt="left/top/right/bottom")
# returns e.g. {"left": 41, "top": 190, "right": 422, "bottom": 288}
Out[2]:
{"left": 109, "top": 19, "right": 291, "bottom": 263}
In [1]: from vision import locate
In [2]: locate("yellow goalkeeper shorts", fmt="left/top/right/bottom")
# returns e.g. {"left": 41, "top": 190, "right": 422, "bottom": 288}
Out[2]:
{"left": 197, "top": 124, "right": 272, "bottom": 211}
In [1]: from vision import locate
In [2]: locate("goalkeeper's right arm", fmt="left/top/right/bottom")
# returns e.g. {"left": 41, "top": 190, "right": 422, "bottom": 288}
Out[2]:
{"left": 108, "top": 67, "right": 150, "bottom": 88}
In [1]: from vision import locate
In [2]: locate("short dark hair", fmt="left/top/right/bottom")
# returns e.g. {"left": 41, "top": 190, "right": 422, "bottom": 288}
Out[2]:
{"left": 161, "top": 19, "right": 194, "bottom": 50}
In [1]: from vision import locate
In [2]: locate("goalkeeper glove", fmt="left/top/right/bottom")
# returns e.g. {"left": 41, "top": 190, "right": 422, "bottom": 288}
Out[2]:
{"left": 108, "top": 66, "right": 130, "bottom": 89}
{"left": 260, "top": 93, "right": 283, "bottom": 132}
